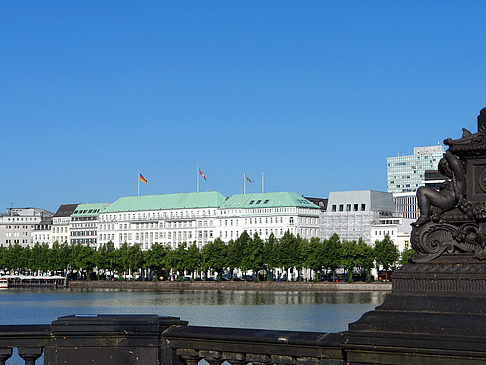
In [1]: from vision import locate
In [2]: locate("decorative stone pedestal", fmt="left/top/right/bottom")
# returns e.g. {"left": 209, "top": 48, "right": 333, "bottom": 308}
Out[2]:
{"left": 344, "top": 108, "right": 486, "bottom": 364}
{"left": 344, "top": 255, "right": 486, "bottom": 364}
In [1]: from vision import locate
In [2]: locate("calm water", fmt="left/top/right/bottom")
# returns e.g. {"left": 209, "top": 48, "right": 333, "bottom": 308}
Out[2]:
{"left": 0, "top": 288, "right": 387, "bottom": 364}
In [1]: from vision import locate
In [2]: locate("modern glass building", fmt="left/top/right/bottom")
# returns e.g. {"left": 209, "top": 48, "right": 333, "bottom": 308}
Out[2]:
{"left": 387, "top": 145, "right": 444, "bottom": 193}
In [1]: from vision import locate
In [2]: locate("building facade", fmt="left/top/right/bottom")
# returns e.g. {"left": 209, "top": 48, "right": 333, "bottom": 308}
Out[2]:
{"left": 70, "top": 203, "right": 107, "bottom": 247}
{"left": 320, "top": 190, "right": 394, "bottom": 243}
{"left": 387, "top": 145, "right": 444, "bottom": 193}
{"left": 393, "top": 192, "right": 419, "bottom": 220}
{"left": 216, "top": 192, "right": 320, "bottom": 242}
{"left": 0, "top": 208, "right": 53, "bottom": 246}
{"left": 370, "top": 217, "right": 414, "bottom": 252}
{"left": 51, "top": 204, "right": 78, "bottom": 244}
{"left": 98, "top": 192, "right": 226, "bottom": 250}
{"left": 32, "top": 216, "right": 53, "bottom": 245}
{"left": 96, "top": 191, "right": 321, "bottom": 250}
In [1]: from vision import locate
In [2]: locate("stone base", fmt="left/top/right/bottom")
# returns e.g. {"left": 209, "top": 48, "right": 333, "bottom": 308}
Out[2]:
{"left": 343, "top": 255, "right": 486, "bottom": 364}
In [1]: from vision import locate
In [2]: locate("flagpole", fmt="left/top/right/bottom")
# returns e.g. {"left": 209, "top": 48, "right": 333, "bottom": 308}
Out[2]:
{"left": 243, "top": 173, "right": 246, "bottom": 194}
{"left": 138, "top": 169, "right": 140, "bottom": 196}
{"left": 197, "top": 163, "right": 199, "bottom": 193}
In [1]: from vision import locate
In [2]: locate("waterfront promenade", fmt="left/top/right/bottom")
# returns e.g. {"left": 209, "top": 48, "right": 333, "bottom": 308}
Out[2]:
{"left": 68, "top": 280, "right": 391, "bottom": 292}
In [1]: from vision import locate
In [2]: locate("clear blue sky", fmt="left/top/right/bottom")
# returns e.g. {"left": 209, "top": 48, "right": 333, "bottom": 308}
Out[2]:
{"left": 2, "top": 1, "right": 485, "bottom": 213}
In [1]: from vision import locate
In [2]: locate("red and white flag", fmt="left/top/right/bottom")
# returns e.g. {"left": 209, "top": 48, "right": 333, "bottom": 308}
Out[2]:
{"left": 198, "top": 167, "right": 207, "bottom": 181}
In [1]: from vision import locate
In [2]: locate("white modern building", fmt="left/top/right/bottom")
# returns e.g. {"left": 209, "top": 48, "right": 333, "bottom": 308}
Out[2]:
{"left": 320, "top": 190, "right": 394, "bottom": 244}
{"left": 0, "top": 208, "right": 53, "bottom": 246}
{"left": 393, "top": 192, "right": 419, "bottom": 220}
{"left": 370, "top": 217, "right": 414, "bottom": 252}
{"left": 387, "top": 145, "right": 444, "bottom": 193}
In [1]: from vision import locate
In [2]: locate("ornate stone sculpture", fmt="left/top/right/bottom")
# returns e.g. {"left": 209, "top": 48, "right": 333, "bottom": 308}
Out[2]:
{"left": 412, "top": 107, "right": 486, "bottom": 262}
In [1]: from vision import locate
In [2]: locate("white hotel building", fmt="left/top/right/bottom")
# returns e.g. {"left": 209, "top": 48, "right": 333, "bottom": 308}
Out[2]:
{"left": 97, "top": 191, "right": 321, "bottom": 250}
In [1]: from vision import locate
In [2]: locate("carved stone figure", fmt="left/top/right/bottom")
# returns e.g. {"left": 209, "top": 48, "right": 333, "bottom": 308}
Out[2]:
{"left": 411, "top": 108, "right": 486, "bottom": 262}
{"left": 414, "top": 150, "right": 465, "bottom": 227}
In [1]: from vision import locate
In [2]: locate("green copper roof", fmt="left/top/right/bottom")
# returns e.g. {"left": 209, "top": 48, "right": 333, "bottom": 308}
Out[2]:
{"left": 72, "top": 203, "right": 108, "bottom": 216}
{"left": 219, "top": 192, "right": 320, "bottom": 210}
{"left": 101, "top": 191, "right": 226, "bottom": 213}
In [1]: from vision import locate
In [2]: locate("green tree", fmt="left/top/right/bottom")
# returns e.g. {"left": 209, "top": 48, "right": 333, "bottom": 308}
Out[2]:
{"left": 276, "top": 231, "right": 299, "bottom": 281}
{"left": 354, "top": 238, "right": 375, "bottom": 281}
{"left": 374, "top": 234, "right": 400, "bottom": 280}
{"left": 166, "top": 243, "right": 187, "bottom": 279}
{"left": 247, "top": 233, "right": 265, "bottom": 280}
{"left": 341, "top": 240, "right": 358, "bottom": 282}
{"left": 227, "top": 235, "right": 245, "bottom": 279}
{"left": 202, "top": 238, "right": 227, "bottom": 279}
{"left": 305, "top": 237, "right": 324, "bottom": 282}
{"left": 322, "top": 234, "right": 343, "bottom": 281}
{"left": 185, "top": 243, "right": 201, "bottom": 279}
{"left": 0, "top": 245, "right": 7, "bottom": 271}
{"left": 237, "top": 231, "right": 253, "bottom": 275}
{"left": 264, "top": 233, "right": 278, "bottom": 280}
{"left": 114, "top": 242, "right": 129, "bottom": 279}
{"left": 144, "top": 243, "right": 169, "bottom": 280}
{"left": 127, "top": 244, "right": 144, "bottom": 279}
{"left": 400, "top": 247, "right": 417, "bottom": 265}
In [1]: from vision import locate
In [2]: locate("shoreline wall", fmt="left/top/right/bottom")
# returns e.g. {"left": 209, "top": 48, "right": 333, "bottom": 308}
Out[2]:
{"left": 68, "top": 280, "right": 392, "bottom": 292}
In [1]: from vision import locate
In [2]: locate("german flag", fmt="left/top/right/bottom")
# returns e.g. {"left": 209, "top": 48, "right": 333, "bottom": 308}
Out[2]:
{"left": 140, "top": 173, "right": 147, "bottom": 184}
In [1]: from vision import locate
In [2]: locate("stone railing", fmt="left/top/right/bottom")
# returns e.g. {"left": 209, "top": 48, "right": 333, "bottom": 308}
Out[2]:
{"left": 164, "top": 325, "right": 344, "bottom": 364}
{"left": 0, "top": 324, "right": 50, "bottom": 365}
{"left": 0, "top": 315, "right": 345, "bottom": 365}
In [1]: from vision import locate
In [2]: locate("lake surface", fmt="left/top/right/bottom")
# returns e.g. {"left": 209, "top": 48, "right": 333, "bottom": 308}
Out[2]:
{"left": 0, "top": 288, "right": 387, "bottom": 364}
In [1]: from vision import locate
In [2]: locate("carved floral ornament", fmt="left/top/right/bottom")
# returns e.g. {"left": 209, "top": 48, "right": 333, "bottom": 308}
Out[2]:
{"left": 412, "top": 108, "right": 486, "bottom": 262}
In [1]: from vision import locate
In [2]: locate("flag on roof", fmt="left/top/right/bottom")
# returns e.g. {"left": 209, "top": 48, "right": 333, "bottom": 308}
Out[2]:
{"left": 140, "top": 173, "right": 147, "bottom": 184}
{"left": 198, "top": 167, "right": 207, "bottom": 181}
{"left": 244, "top": 173, "right": 254, "bottom": 183}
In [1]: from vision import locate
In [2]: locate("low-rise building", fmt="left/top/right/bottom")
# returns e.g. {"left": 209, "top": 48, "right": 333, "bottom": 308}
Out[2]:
{"left": 96, "top": 191, "right": 321, "bottom": 250}
{"left": 32, "top": 216, "right": 53, "bottom": 245}
{"left": 216, "top": 192, "right": 320, "bottom": 242}
{"left": 70, "top": 203, "right": 108, "bottom": 247}
{"left": 51, "top": 204, "right": 78, "bottom": 244}
{"left": 0, "top": 208, "right": 53, "bottom": 246}
{"left": 320, "top": 190, "right": 394, "bottom": 243}
{"left": 98, "top": 192, "right": 225, "bottom": 249}
{"left": 370, "top": 217, "right": 414, "bottom": 252}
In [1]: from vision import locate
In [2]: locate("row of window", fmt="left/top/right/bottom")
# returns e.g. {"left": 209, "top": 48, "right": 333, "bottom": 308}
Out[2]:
{"left": 331, "top": 204, "right": 366, "bottom": 212}
{"left": 3, "top": 225, "right": 33, "bottom": 229}
{"left": 71, "top": 231, "right": 97, "bottom": 237}
{"left": 2, "top": 217, "right": 37, "bottom": 222}
{"left": 5, "top": 232, "right": 29, "bottom": 237}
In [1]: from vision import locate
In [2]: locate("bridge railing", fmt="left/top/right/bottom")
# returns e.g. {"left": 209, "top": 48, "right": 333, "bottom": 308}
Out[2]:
{"left": 163, "top": 325, "right": 345, "bottom": 365}
{"left": 0, "top": 315, "right": 345, "bottom": 365}
{"left": 0, "top": 324, "right": 50, "bottom": 365}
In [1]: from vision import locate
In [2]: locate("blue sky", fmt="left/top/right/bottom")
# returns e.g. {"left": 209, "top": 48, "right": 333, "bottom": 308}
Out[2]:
{"left": 1, "top": 1, "right": 485, "bottom": 213}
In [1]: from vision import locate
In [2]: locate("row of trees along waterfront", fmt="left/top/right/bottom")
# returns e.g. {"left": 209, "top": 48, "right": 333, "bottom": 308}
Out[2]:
{"left": 0, "top": 231, "right": 417, "bottom": 282}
